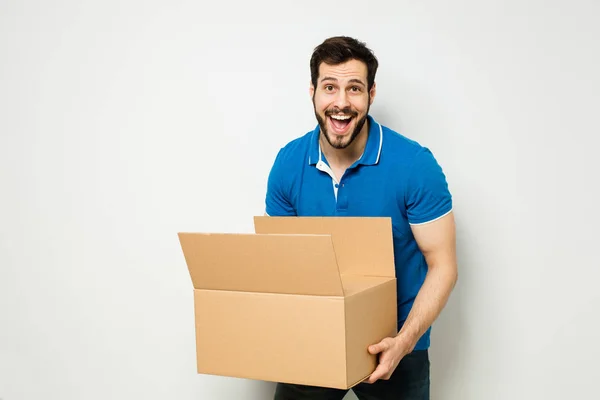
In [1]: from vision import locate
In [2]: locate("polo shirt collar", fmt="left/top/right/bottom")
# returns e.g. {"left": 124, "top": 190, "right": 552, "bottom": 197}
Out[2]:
{"left": 308, "top": 115, "right": 383, "bottom": 166}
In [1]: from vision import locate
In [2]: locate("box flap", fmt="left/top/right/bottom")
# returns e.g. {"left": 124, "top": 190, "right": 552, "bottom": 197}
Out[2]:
{"left": 178, "top": 232, "right": 344, "bottom": 296}
{"left": 254, "top": 216, "right": 395, "bottom": 278}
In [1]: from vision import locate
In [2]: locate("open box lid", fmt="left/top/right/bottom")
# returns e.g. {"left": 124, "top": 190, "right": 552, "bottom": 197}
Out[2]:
{"left": 178, "top": 232, "right": 344, "bottom": 296}
{"left": 254, "top": 216, "right": 395, "bottom": 278}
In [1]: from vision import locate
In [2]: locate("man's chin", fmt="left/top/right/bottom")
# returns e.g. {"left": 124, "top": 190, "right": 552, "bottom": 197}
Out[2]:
{"left": 324, "top": 132, "right": 353, "bottom": 149}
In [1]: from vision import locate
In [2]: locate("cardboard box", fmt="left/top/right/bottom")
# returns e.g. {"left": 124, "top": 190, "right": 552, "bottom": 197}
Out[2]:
{"left": 177, "top": 216, "right": 397, "bottom": 389}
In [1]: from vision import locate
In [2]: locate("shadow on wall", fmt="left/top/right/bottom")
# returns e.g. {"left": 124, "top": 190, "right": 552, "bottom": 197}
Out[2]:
{"left": 254, "top": 381, "right": 277, "bottom": 399}
{"left": 217, "top": 380, "right": 276, "bottom": 399}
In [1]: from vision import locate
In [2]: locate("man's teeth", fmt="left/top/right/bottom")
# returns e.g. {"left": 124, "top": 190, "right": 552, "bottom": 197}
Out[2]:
{"left": 330, "top": 115, "right": 352, "bottom": 120}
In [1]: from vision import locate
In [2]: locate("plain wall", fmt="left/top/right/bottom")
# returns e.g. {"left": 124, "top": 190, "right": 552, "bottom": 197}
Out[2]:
{"left": 1, "top": 1, "right": 599, "bottom": 399}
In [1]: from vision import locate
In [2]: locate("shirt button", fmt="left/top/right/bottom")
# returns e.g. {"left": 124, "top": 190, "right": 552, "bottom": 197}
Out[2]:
{"left": 335, "top": 184, "right": 339, "bottom": 188}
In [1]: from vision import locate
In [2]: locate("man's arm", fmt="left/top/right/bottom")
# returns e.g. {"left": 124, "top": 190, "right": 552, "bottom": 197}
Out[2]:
{"left": 367, "top": 211, "right": 457, "bottom": 383}
{"left": 397, "top": 211, "right": 458, "bottom": 349}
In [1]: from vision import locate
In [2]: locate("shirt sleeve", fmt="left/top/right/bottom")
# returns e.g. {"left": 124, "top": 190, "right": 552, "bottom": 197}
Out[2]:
{"left": 405, "top": 147, "right": 453, "bottom": 224}
{"left": 265, "top": 149, "right": 297, "bottom": 216}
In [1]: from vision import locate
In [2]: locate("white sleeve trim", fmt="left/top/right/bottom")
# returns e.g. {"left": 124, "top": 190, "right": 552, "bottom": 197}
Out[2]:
{"left": 408, "top": 208, "right": 453, "bottom": 226}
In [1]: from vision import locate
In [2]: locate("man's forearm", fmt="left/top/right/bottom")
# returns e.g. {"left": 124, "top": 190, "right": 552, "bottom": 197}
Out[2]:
{"left": 396, "top": 263, "right": 458, "bottom": 350}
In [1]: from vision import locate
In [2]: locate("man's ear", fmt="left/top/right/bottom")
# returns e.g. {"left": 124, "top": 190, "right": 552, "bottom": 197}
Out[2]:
{"left": 369, "top": 82, "right": 377, "bottom": 105}
{"left": 309, "top": 82, "right": 315, "bottom": 98}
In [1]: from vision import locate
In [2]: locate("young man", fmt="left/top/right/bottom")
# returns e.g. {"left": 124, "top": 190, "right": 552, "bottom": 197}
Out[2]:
{"left": 265, "top": 36, "right": 458, "bottom": 400}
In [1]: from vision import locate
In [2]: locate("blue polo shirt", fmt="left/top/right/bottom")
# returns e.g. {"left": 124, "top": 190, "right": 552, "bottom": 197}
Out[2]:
{"left": 265, "top": 115, "right": 452, "bottom": 350}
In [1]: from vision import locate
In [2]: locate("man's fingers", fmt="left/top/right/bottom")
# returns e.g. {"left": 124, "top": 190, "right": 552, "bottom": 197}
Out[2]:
{"left": 368, "top": 340, "right": 389, "bottom": 354}
{"left": 367, "top": 363, "right": 388, "bottom": 384}
{"left": 368, "top": 344, "right": 381, "bottom": 354}
{"left": 367, "top": 338, "right": 396, "bottom": 383}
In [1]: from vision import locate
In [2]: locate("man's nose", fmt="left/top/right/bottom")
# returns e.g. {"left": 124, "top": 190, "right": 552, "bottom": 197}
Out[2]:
{"left": 333, "top": 90, "right": 350, "bottom": 109}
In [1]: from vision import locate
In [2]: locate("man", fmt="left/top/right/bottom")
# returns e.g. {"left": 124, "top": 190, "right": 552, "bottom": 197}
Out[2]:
{"left": 265, "top": 36, "right": 457, "bottom": 400}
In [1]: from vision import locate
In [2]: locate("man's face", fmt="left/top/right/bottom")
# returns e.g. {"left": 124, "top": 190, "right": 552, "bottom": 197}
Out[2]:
{"left": 311, "top": 59, "right": 376, "bottom": 149}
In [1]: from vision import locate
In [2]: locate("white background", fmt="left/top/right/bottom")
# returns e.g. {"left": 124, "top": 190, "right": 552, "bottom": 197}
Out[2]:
{"left": 1, "top": 1, "right": 599, "bottom": 399}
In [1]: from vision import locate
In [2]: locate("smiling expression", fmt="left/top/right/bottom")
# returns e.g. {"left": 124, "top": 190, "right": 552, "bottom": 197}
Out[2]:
{"left": 311, "top": 59, "right": 376, "bottom": 149}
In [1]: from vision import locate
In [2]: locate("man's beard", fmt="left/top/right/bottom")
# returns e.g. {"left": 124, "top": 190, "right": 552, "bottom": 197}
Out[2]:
{"left": 313, "top": 99, "right": 370, "bottom": 150}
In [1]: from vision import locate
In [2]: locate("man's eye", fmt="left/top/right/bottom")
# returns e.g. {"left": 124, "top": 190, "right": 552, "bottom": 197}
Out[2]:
{"left": 325, "top": 85, "right": 334, "bottom": 91}
{"left": 351, "top": 86, "right": 361, "bottom": 92}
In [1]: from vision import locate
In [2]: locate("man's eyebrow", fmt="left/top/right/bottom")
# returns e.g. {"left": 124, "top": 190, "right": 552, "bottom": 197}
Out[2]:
{"left": 348, "top": 79, "right": 366, "bottom": 86}
{"left": 320, "top": 76, "right": 338, "bottom": 83}
{"left": 319, "top": 77, "right": 366, "bottom": 86}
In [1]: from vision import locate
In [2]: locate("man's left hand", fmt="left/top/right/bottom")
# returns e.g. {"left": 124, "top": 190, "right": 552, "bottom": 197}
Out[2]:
{"left": 365, "top": 335, "right": 412, "bottom": 384}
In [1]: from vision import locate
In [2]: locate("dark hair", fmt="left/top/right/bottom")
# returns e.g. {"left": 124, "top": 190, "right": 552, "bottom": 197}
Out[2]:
{"left": 310, "top": 36, "right": 379, "bottom": 91}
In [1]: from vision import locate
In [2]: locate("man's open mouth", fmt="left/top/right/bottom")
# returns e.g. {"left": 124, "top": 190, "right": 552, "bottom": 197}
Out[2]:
{"left": 329, "top": 114, "right": 353, "bottom": 132}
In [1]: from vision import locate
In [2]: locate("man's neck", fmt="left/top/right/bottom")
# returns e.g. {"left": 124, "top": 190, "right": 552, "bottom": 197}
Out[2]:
{"left": 320, "top": 120, "right": 370, "bottom": 170}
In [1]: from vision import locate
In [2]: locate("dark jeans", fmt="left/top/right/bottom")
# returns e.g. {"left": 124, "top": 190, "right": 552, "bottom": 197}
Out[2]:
{"left": 274, "top": 350, "right": 430, "bottom": 400}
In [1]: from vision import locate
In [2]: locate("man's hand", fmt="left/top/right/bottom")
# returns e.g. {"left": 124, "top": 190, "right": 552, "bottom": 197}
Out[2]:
{"left": 365, "top": 335, "right": 413, "bottom": 384}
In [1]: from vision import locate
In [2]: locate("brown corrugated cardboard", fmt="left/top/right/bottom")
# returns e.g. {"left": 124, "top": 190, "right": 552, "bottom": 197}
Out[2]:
{"left": 178, "top": 216, "right": 397, "bottom": 389}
